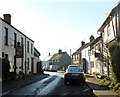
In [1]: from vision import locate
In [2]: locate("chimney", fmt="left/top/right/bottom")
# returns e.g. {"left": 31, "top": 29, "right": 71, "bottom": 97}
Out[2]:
{"left": 58, "top": 49, "right": 62, "bottom": 54}
{"left": 49, "top": 53, "right": 50, "bottom": 56}
{"left": 3, "top": 14, "right": 11, "bottom": 25}
{"left": 90, "top": 35, "right": 95, "bottom": 42}
{"left": 81, "top": 41, "right": 85, "bottom": 46}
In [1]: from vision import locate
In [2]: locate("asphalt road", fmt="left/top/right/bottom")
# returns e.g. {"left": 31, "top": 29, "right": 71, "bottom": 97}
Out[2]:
{"left": 4, "top": 71, "right": 96, "bottom": 97}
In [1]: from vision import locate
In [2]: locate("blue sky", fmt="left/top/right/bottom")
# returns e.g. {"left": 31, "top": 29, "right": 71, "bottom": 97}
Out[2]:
{"left": 0, "top": 0, "right": 119, "bottom": 60}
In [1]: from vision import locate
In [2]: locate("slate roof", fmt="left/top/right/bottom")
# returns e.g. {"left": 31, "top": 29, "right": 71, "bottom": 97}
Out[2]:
{"left": 72, "top": 43, "right": 89, "bottom": 55}
{"left": 42, "top": 55, "right": 53, "bottom": 61}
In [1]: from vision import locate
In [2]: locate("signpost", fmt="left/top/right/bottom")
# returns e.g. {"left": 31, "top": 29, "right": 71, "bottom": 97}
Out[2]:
{"left": 16, "top": 42, "right": 23, "bottom": 58}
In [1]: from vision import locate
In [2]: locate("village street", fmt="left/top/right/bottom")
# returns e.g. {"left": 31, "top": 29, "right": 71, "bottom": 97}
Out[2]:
{"left": 3, "top": 71, "right": 96, "bottom": 97}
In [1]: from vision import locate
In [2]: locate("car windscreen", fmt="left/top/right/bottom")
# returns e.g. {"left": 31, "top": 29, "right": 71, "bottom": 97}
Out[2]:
{"left": 68, "top": 68, "right": 83, "bottom": 72}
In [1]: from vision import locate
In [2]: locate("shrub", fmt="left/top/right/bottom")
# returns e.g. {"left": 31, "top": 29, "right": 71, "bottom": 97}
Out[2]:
{"left": 108, "top": 42, "right": 120, "bottom": 82}
{"left": 104, "top": 80, "right": 112, "bottom": 86}
{"left": 100, "top": 79, "right": 106, "bottom": 85}
{"left": 113, "top": 83, "right": 120, "bottom": 92}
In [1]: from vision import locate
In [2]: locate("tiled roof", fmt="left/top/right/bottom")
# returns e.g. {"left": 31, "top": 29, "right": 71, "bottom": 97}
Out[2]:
{"left": 72, "top": 43, "right": 89, "bottom": 55}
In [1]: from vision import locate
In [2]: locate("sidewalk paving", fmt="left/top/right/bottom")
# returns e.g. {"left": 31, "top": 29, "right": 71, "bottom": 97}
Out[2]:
{"left": 86, "top": 74, "right": 119, "bottom": 97}
{"left": 2, "top": 73, "right": 49, "bottom": 96}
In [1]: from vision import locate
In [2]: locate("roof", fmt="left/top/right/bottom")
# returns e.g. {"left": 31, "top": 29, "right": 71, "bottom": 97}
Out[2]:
{"left": 34, "top": 48, "right": 41, "bottom": 57}
{"left": 89, "top": 36, "right": 101, "bottom": 50}
{"left": 49, "top": 54, "right": 63, "bottom": 61}
{"left": 97, "top": 2, "right": 120, "bottom": 33}
{"left": 72, "top": 43, "right": 89, "bottom": 55}
{"left": 42, "top": 55, "right": 53, "bottom": 61}
{"left": 0, "top": 16, "right": 34, "bottom": 42}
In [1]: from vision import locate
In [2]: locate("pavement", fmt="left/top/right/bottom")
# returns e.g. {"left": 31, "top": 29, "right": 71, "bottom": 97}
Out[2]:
{"left": 86, "top": 74, "right": 119, "bottom": 97}
{"left": 1, "top": 73, "right": 120, "bottom": 97}
{"left": 2, "top": 73, "right": 49, "bottom": 96}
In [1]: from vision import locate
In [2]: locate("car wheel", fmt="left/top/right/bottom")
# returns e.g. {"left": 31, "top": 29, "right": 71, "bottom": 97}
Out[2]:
{"left": 64, "top": 80, "right": 67, "bottom": 85}
{"left": 82, "top": 80, "right": 86, "bottom": 85}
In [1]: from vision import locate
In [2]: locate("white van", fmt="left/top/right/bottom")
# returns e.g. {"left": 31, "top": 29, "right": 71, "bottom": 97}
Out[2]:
{"left": 50, "top": 65, "right": 58, "bottom": 72}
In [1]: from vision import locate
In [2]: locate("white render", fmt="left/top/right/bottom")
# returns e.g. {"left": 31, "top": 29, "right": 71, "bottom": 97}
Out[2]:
{"left": 0, "top": 19, "right": 2, "bottom": 59}
{"left": 42, "top": 55, "right": 52, "bottom": 67}
{"left": 0, "top": 15, "right": 40, "bottom": 75}
{"left": 103, "top": 16, "right": 117, "bottom": 44}
{"left": 81, "top": 46, "right": 90, "bottom": 73}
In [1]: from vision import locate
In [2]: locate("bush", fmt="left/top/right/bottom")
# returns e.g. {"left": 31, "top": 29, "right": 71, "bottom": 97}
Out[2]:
{"left": 104, "top": 80, "right": 112, "bottom": 86}
{"left": 108, "top": 42, "right": 120, "bottom": 82}
{"left": 113, "top": 82, "right": 120, "bottom": 92}
{"left": 100, "top": 79, "right": 106, "bottom": 85}
{"left": 97, "top": 75, "right": 106, "bottom": 79}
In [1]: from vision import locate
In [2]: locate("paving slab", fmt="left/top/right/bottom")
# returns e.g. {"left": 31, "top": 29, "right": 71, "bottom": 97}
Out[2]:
{"left": 86, "top": 75, "right": 119, "bottom": 97}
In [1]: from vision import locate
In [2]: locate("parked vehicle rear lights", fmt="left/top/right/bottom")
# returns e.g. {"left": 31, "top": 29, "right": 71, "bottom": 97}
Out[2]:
{"left": 81, "top": 74, "right": 84, "bottom": 77}
{"left": 66, "top": 73, "right": 69, "bottom": 76}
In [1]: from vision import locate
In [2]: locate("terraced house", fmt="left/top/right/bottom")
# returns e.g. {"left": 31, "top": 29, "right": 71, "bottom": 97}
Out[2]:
{"left": 0, "top": 14, "right": 41, "bottom": 75}
{"left": 97, "top": 2, "right": 120, "bottom": 76}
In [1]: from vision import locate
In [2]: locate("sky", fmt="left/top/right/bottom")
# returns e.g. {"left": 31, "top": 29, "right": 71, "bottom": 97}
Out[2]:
{"left": 0, "top": 0, "right": 119, "bottom": 60}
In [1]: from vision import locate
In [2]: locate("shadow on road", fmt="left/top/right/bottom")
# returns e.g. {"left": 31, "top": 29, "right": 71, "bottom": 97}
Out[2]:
{"left": 87, "top": 82, "right": 110, "bottom": 90}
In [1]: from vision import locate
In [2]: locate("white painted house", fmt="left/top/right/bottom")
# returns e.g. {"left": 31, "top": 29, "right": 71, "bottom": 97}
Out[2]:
{"left": 0, "top": 14, "right": 40, "bottom": 75}
{"left": 81, "top": 43, "right": 89, "bottom": 73}
{"left": 42, "top": 54, "right": 53, "bottom": 68}
{"left": 89, "top": 35, "right": 102, "bottom": 74}
{"left": 97, "top": 2, "right": 120, "bottom": 76}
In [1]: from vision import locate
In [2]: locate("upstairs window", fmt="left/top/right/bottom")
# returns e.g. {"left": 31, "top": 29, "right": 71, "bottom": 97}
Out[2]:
{"left": 31, "top": 43, "right": 33, "bottom": 54}
{"left": 107, "top": 23, "right": 111, "bottom": 36}
{"left": 27, "top": 41, "right": 29, "bottom": 53}
{"left": 4, "top": 27, "right": 8, "bottom": 45}
{"left": 21, "top": 37, "right": 23, "bottom": 45}
{"left": 14, "top": 33, "right": 17, "bottom": 48}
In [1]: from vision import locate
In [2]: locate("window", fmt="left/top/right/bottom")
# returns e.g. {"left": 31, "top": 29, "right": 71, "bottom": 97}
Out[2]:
{"left": 31, "top": 43, "right": 33, "bottom": 54}
{"left": 14, "top": 33, "right": 17, "bottom": 48}
{"left": 96, "top": 62, "right": 99, "bottom": 69}
{"left": 107, "top": 23, "right": 111, "bottom": 36}
{"left": 85, "top": 50, "right": 86, "bottom": 57}
{"left": 77, "top": 55, "right": 79, "bottom": 59}
{"left": 4, "top": 27, "right": 8, "bottom": 45}
{"left": 27, "top": 41, "right": 29, "bottom": 53}
{"left": 57, "top": 60, "right": 59, "bottom": 62}
{"left": 2, "top": 52, "right": 4, "bottom": 58}
{"left": 91, "top": 61, "right": 94, "bottom": 67}
{"left": 5, "top": 54, "right": 8, "bottom": 59}
{"left": 27, "top": 58, "right": 29, "bottom": 70}
{"left": 21, "top": 37, "right": 23, "bottom": 45}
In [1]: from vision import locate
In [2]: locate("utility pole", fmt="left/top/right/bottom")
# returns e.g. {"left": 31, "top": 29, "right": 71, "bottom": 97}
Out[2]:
{"left": 70, "top": 49, "right": 72, "bottom": 64}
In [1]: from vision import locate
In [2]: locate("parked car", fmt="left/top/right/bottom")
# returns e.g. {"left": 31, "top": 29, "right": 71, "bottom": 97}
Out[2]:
{"left": 67, "top": 65, "right": 79, "bottom": 68}
{"left": 49, "top": 65, "right": 58, "bottom": 72}
{"left": 64, "top": 67, "right": 85, "bottom": 85}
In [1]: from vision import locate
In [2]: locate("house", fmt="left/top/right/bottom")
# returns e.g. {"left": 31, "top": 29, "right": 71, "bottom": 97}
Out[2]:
{"left": 81, "top": 42, "right": 89, "bottom": 73}
{"left": 34, "top": 48, "right": 41, "bottom": 73}
{"left": 72, "top": 41, "right": 89, "bottom": 73}
{"left": 42, "top": 53, "right": 53, "bottom": 68}
{"left": 97, "top": 2, "right": 120, "bottom": 76}
{"left": 89, "top": 35, "right": 102, "bottom": 74}
{"left": 49, "top": 49, "right": 71, "bottom": 70}
{"left": 0, "top": 14, "right": 40, "bottom": 75}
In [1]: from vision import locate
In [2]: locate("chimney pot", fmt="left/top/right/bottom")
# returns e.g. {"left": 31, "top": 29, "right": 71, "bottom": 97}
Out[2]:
{"left": 81, "top": 41, "right": 85, "bottom": 46}
{"left": 3, "top": 14, "right": 11, "bottom": 24}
